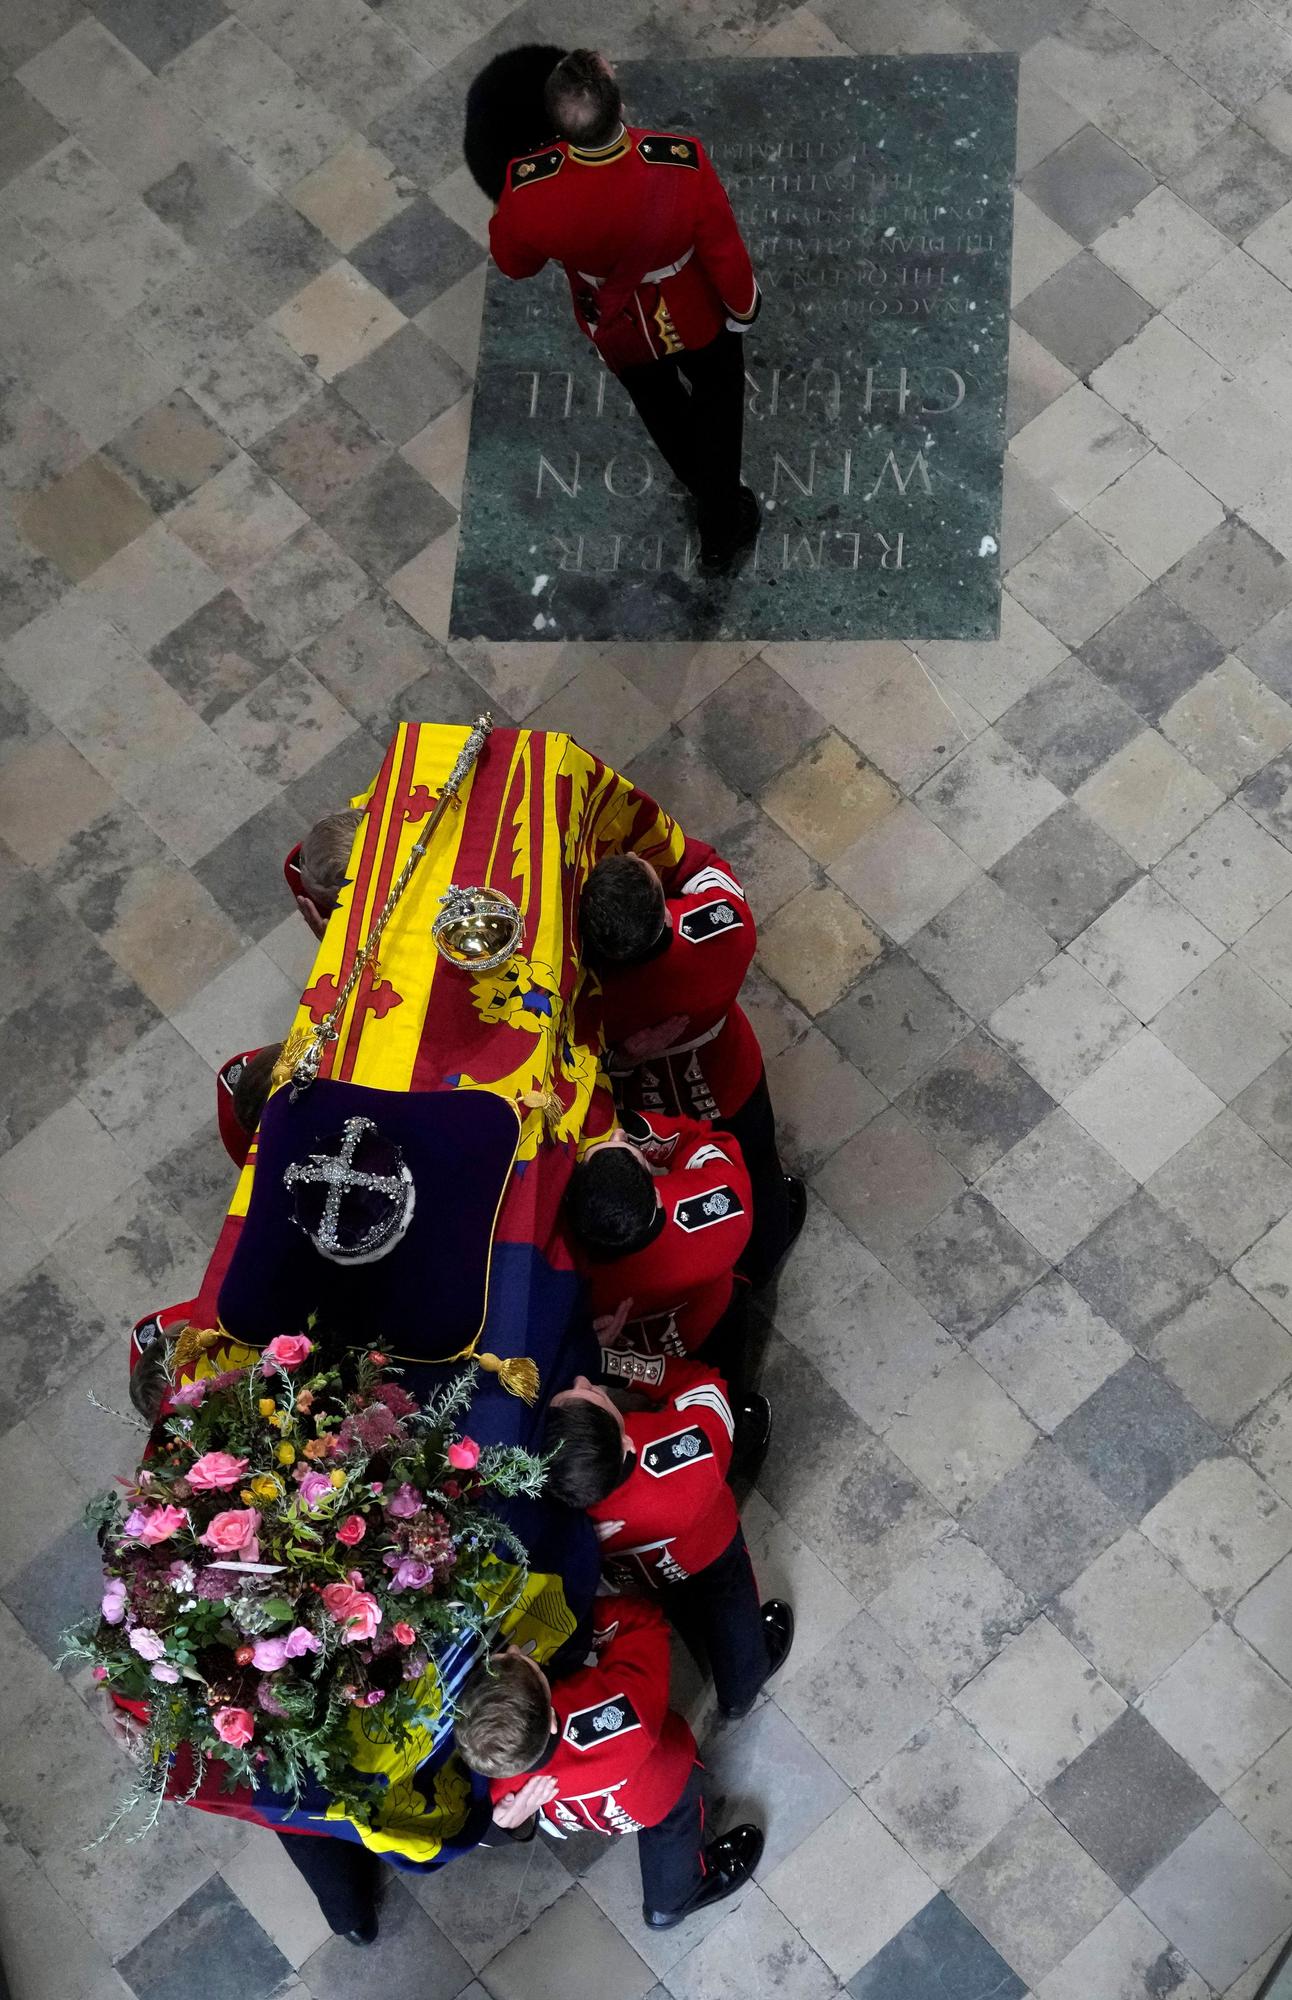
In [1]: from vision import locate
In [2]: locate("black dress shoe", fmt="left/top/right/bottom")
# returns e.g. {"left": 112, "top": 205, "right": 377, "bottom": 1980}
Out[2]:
{"left": 643, "top": 1823, "right": 765, "bottom": 1928}
{"left": 343, "top": 1908, "right": 379, "bottom": 1946}
{"left": 719, "top": 1600, "right": 795, "bottom": 1719}
{"left": 699, "top": 485, "right": 761, "bottom": 571}
{"left": 733, "top": 1392, "right": 772, "bottom": 1473}
{"left": 783, "top": 1174, "right": 806, "bottom": 1251}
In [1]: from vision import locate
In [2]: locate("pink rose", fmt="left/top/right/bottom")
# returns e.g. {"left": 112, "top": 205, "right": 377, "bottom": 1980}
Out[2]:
{"left": 251, "top": 1636, "right": 290, "bottom": 1672}
{"left": 263, "top": 1335, "right": 313, "bottom": 1372}
{"left": 284, "top": 1625, "right": 320, "bottom": 1658}
{"left": 151, "top": 1662, "right": 180, "bottom": 1684}
{"left": 213, "top": 1707, "right": 255, "bottom": 1748}
{"left": 169, "top": 1380, "right": 207, "bottom": 1408}
{"left": 335, "top": 1515, "right": 366, "bottom": 1547}
{"left": 447, "top": 1438, "right": 480, "bottom": 1471}
{"left": 92, "top": 1664, "right": 108, "bottom": 1682}
{"left": 187, "top": 1452, "right": 249, "bottom": 1492}
{"left": 199, "top": 1509, "right": 261, "bottom": 1562}
{"left": 128, "top": 1628, "right": 165, "bottom": 1661}
{"left": 101, "top": 1578, "right": 128, "bottom": 1626}
{"left": 321, "top": 1582, "right": 382, "bottom": 1643}
{"left": 392, "top": 1622, "right": 416, "bottom": 1646}
{"left": 297, "top": 1471, "right": 334, "bottom": 1509}
{"left": 138, "top": 1505, "right": 189, "bottom": 1545}
{"left": 387, "top": 1556, "right": 434, "bottom": 1592}
{"left": 385, "top": 1482, "right": 422, "bottom": 1519}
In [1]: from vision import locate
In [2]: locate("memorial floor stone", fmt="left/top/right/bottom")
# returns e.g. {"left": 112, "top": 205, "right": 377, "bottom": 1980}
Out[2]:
{"left": 452, "top": 55, "right": 1018, "bottom": 643}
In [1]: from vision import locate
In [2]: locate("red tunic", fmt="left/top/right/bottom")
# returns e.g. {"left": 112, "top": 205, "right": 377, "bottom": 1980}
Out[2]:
{"left": 579, "top": 1113, "right": 751, "bottom": 1357}
{"left": 602, "top": 840, "right": 762, "bottom": 1122}
{"left": 489, "top": 1594, "right": 696, "bottom": 1837}
{"left": 127, "top": 1299, "right": 196, "bottom": 1383}
{"left": 215, "top": 1047, "right": 263, "bottom": 1169}
{"left": 489, "top": 127, "right": 759, "bottom": 373}
{"left": 590, "top": 1361, "right": 738, "bottom": 1586}
{"left": 283, "top": 841, "right": 304, "bottom": 902}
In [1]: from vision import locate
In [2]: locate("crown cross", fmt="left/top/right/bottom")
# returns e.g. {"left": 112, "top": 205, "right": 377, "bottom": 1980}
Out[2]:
{"left": 283, "top": 1116, "right": 405, "bottom": 1256}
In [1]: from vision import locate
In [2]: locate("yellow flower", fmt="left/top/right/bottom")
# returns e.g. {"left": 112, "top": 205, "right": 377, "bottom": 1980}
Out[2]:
{"left": 258, "top": 1397, "right": 276, "bottom": 1417}
{"left": 249, "top": 1475, "right": 280, "bottom": 1502}
{"left": 329, "top": 1469, "right": 346, "bottom": 1488}
{"left": 240, "top": 1489, "right": 254, "bottom": 1504}
{"left": 276, "top": 1443, "right": 296, "bottom": 1466}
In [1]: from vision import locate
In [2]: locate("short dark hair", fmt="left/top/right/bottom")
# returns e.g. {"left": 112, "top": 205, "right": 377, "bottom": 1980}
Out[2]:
{"left": 580, "top": 855, "right": 666, "bottom": 966}
{"left": 566, "top": 1146, "right": 657, "bottom": 1258}
{"left": 545, "top": 49, "right": 622, "bottom": 149}
{"left": 543, "top": 1400, "right": 624, "bottom": 1508}
{"left": 232, "top": 1043, "right": 282, "bottom": 1137}
{"left": 454, "top": 1654, "right": 552, "bottom": 1777}
{"left": 299, "top": 808, "right": 363, "bottom": 914}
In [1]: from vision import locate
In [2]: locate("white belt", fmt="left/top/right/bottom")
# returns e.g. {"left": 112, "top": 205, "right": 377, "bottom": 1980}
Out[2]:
{"left": 576, "top": 246, "right": 695, "bottom": 289}
{"left": 609, "top": 1013, "right": 727, "bottom": 1072}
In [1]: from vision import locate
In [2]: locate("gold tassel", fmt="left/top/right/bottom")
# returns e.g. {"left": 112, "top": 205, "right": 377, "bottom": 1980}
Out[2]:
{"left": 172, "top": 1325, "right": 224, "bottom": 1371}
{"left": 520, "top": 1088, "right": 563, "bottom": 1137}
{"left": 477, "top": 1352, "right": 541, "bottom": 1404}
{"left": 271, "top": 1028, "right": 313, "bottom": 1091}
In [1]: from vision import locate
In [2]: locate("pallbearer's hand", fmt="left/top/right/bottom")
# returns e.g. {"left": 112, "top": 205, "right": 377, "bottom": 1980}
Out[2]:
{"left": 593, "top": 1297, "right": 634, "bottom": 1348}
{"left": 492, "top": 1774, "right": 559, "bottom": 1828}
{"left": 619, "top": 1015, "right": 689, "bottom": 1062}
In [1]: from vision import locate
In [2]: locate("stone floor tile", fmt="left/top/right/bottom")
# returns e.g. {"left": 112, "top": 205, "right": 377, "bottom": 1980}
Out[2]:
{"left": 164, "top": 16, "right": 346, "bottom": 193}
{"left": 1174, "top": 118, "right": 1292, "bottom": 239}
{"left": 217, "top": 1827, "right": 332, "bottom": 1972}
{"left": 1054, "top": 1353, "right": 1221, "bottom": 1517}
{"left": 207, "top": 657, "right": 353, "bottom": 788}
{"left": 1154, "top": 953, "right": 1292, "bottom": 1102}
{"left": 267, "top": 259, "right": 406, "bottom": 383}
{"left": 77, "top": 519, "right": 223, "bottom": 655}
{"left": 18, "top": 452, "right": 155, "bottom": 583}
{"left": 219, "top": 197, "right": 333, "bottom": 321}
{"left": 769, "top": 1027, "right": 887, "bottom": 1177}
{"left": 1167, "top": 247, "right": 1292, "bottom": 371}
{"left": 1144, "top": 1453, "right": 1292, "bottom": 1609}
{"left": 919, "top": 602, "right": 1069, "bottom": 737}
{"left": 250, "top": 386, "right": 390, "bottom": 518}
{"left": 1014, "top": 57, "right": 1088, "bottom": 168}
{"left": 1249, "top": 77, "right": 1292, "bottom": 155}
{"left": 976, "top": 1271, "right": 1133, "bottom": 1433}
{"left": 664, "top": 1882, "right": 840, "bottom": 2000}
{"left": 757, "top": 885, "right": 883, "bottom": 1017}
{"left": 0, "top": 1253, "right": 113, "bottom": 1435}
{"left": 1035, "top": 1897, "right": 1209, "bottom": 2000}
{"left": 140, "top": 136, "right": 264, "bottom": 254}
{"left": 414, "top": 259, "right": 486, "bottom": 376}
{"left": 182, "top": 322, "right": 319, "bottom": 453}
{"left": 1082, "top": 586, "right": 1230, "bottom": 728}
{"left": 1084, "top": 450, "right": 1225, "bottom": 582}
{"left": 1062, "top": 1186, "right": 1219, "bottom": 1345}
{"left": 980, "top": 1109, "right": 1137, "bottom": 1262}
{"left": 949, "top": 1798, "right": 1119, "bottom": 1990}
{"left": 302, "top": 1877, "right": 472, "bottom": 2000}
{"left": 1062, "top": 1029, "right": 1223, "bottom": 1177}
{"left": 884, "top": 1350, "right": 1039, "bottom": 1516}
{"left": 334, "top": 323, "right": 468, "bottom": 451}
{"left": 1226, "top": 1728, "right": 1292, "bottom": 1880}
{"left": 289, "top": 135, "right": 416, "bottom": 254}
{"left": 1010, "top": 382, "right": 1149, "bottom": 515}
{"left": 700, "top": 1691, "right": 850, "bottom": 1877}
{"left": 1161, "top": 803, "right": 1292, "bottom": 944}
{"left": 992, "top": 801, "right": 1142, "bottom": 948}
{"left": 867, "top": 1533, "right": 1031, "bottom": 1698}
{"left": 764, "top": 1795, "right": 935, "bottom": 1984}
{"left": 1014, "top": 249, "right": 1154, "bottom": 375}
{"left": 348, "top": 196, "right": 481, "bottom": 318}
{"left": 1046, "top": 1706, "right": 1218, "bottom": 1892}
{"left": 888, "top": 1188, "right": 1049, "bottom": 1342}
{"left": 1237, "top": 1213, "right": 1292, "bottom": 1341}
{"left": 1240, "top": 747, "right": 1292, "bottom": 854}
{"left": 1235, "top": 1552, "right": 1292, "bottom": 1684}
{"left": 189, "top": 795, "right": 305, "bottom": 944}
{"left": 778, "top": 1608, "right": 941, "bottom": 1789}
{"left": 1091, "top": 312, "right": 1230, "bottom": 447}
{"left": 519, "top": 657, "right": 662, "bottom": 774}
{"left": 907, "top": 876, "right": 1056, "bottom": 1018}
{"left": 1053, "top": 1527, "right": 1214, "bottom": 1698}
{"left": 1160, "top": 1277, "right": 1292, "bottom": 1441}
{"left": 0, "top": 76, "right": 66, "bottom": 183}
{"left": 862, "top": 1709, "right": 1031, "bottom": 1886}
{"left": 1132, "top": 1808, "right": 1292, "bottom": 1993}
{"left": 0, "top": 1816, "right": 115, "bottom": 2000}
{"left": 763, "top": 640, "right": 973, "bottom": 792}
{"left": 821, "top": 952, "right": 973, "bottom": 1098}
{"left": 959, "top": 1438, "right": 1128, "bottom": 1598}
{"left": 1163, "top": 381, "right": 1292, "bottom": 513}
{"left": 234, "top": 522, "right": 369, "bottom": 658}
{"left": 916, "top": 728, "right": 1064, "bottom": 871}
{"left": 813, "top": 1106, "right": 964, "bottom": 1260}
{"left": 1236, "top": 1046, "right": 1292, "bottom": 1166}
{"left": 999, "top": 456, "right": 1073, "bottom": 574}
{"left": 996, "top": 656, "right": 1143, "bottom": 796}
{"left": 1240, "top": 604, "right": 1292, "bottom": 701}
{"left": 167, "top": 452, "right": 306, "bottom": 581}
{"left": 1244, "top": 467, "right": 1292, "bottom": 566}
{"left": 1022, "top": 122, "right": 1155, "bottom": 245}
{"left": 761, "top": 730, "right": 899, "bottom": 863}
{"left": 1, "top": 1510, "right": 111, "bottom": 1666}
{"left": 0, "top": 1098, "right": 137, "bottom": 1246}
{"left": 1175, "top": 2, "right": 1292, "bottom": 112}
{"left": 145, "top": 1119, "right": 238, "bottom": 1243}
{"left": 294, "top": 9, "right": 434, "bottom": 128}
{"left": 1069, "top": 874, "right": 1224, "bottom": 1021}
{"left": 1149, "top": 1113, "right": 1292, "bottom": 1265}
{"left": 0, "top": 1414, "right": 109, "bottom": 1589}
{"left": 1094, "top": 184, "right": 1230, "bottom": 307}
{"left": 611, "top": 641, "right": 757, "bottom": 733}
{"left": 123, "top": 264, "right": 255, "bottom": 382}
{"left": 1248, "top": 197, "right": 1292, "bottom": 295}
{"left": 77, "top": 1018, "right": 211, "bottom": 1175}
{"left": 167, "top": 941, "right": 299, "bottom": 1072}
{"left": 147, "top": 586, "right": 289, "bottom": 721}
{"left": 741, "top": 1489, "right": 862, "bottom": 1689}
{"left": 301, "top": 594, "right": 466, "bottom": 733}
{"left": 0, "top": 733, "right": 114, "bottom": 870}
{"left": 1163, "top": 656, "right": 1292, "bottom": 792}
{"left": 319, "top": 454, "right": 457, "bottom": 582}
{"left": 1005, "top": 321, "right": 1078, "bottom": 437}
{"left": 848, "top": 1889, "right": 1027, "bottom": 2000}
{"left": 1008, "top": 514, "right": 1147, "bottom": 650}
{"left": 682, "top": 655, "right": 826, "bottom": 797}
{"left": 39, "top": 320, "right": 183, "bottom": 451}
{"left": 956, "top": 1614, "right": 1126, "bottom": 1791}
{"left": 828, "top": 803, "right": 981, "bottom": 945}
{"left": 1166, "top": 520, "right": 1292, "bottom": 654}
{"left": 898, "top": 1028, "right": 1057, "bottom": 1181}
{"left": 1010, "top": 188, "right": 1081, "bottom": 304}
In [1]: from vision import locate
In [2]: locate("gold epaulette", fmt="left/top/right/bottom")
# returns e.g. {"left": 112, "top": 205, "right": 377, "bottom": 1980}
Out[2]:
{"left": 638, "top": 135, "right": 700, "bottom": 170}
{"left": 510, "top": 148, "right": 563, "bottom": 190}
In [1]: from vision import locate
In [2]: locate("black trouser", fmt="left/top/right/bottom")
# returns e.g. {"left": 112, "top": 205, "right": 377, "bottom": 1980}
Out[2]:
{"left": 277, "top": 1831, "right": 382, "bottom": 1935}
{"left": 638, "top": 1762, "right": 707, "bottom": 1916}
{"left": 698, "top": 1280, "right": 751, "bottom": 1403}
{"left": 725, "top": 1069, "right": 792, "bottom": 1288}
{"left": 617, "top": 328, "right": 747, "bottom": 517}
{"left": 663, "top": 1526, "right": 770, "bottom": 1716}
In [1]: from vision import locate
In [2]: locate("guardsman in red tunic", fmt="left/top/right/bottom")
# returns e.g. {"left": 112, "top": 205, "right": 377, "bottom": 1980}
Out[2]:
{"left": 215, "top": 1044, "right": 281, "bottom": 1169}
{"left": 543, "top": 1365, "right": 794, "bottom": 1716}
{"left": 455, "top": 1592, "right": 764, "bottom": 1928}
{"left": 126, "top": 1300, "right": 195, "bottom": 1420}
{"left": 582, "top": 838, "right": 806, "bottom": 1287}
{"left": 488, "top": 48, "right": 762, "bottom": 571}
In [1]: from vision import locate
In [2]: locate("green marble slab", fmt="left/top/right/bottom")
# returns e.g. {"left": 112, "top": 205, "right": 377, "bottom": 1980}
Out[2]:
{"left": 451, "top": 54, "right": 1018, "bottom": 643}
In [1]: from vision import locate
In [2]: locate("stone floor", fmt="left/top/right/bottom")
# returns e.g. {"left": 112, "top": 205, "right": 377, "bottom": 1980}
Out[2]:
{"left": 4, "top": 0, "right": 1292, "bottom": 1996}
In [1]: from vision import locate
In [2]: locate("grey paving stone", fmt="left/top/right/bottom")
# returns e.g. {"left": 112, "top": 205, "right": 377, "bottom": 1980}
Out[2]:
{"left": 1155, "top": 1276, "right": 1292, "bottom": 1433}
{"left": 348, "top": 195, "right": 482, "bottom": 315}
{"left": 1162, "top": 520, "right": 1292, "bottom": 651}
{"left": 778, "top": 1609, "right": 941, "bottom": 1790}
{"left": 989, "top": 801, "right": 1139, "bottom": 943}
{"left": 1153, "top": 953, "right": 1292, "bottom": 1103}
{"left": 333, "top": 321, "right": 470, "bottom": 445}
{"left": 0, "top": 1515, "right": 106, "bottom": 1666}
{"left": 1134, "top": 1808, "right": 1292, "bottom": 1993}
{"left": 1042, "top": 1707, "right": 1217, "bottom": 1893}
{"left": 1052, "top": 1355, "right": 1221, "bottom": 1518}
{"left": 1022, "top": 124, "right": 1156, "bottom": 245}
{"left": 90, "top": 0, "right": 229, "bottom": 69}
{"left": 250, "top": 386, "right": 391, "bottom": 516}
{"left": 1147, "top": 1111, "right": 1292, "bottom": 1266}
{"left": 896, "top": 1030, "right": 1056, "bottom": 1181}
{"left": 1013, "top": 251, "right": 1153, "bottom": 376}
{"left": 907, "top": 878, "right": 1056, "bottom": 1020}
{"left": 814, "top": 1106, "right": 965, "bottom": 1262}
{"left": 149, "top": 587, "right": 290, "bottom": 720}
{"left": 1235, "top": 1047, "right": 1292, "bottom": 1164}
{"left": 191, "top": 794, "right": 306, "bottom": 942}
{"left": 146, "top": 1122, "right": 240, "bottom": 1244}
{"left": 683, "top": 656, "right": 827, "bottom": 796}
{"left": 1078, "top": 584, "right": 1227, "bottom": 725}
{"left": 0, "top": 78, "right": 66, "bottom": 184}
{"left": 142, "top": 138, "right": 266, "bottom": 252}
{"left": 303, "top": 1876, "right": 471, "bottom": 2000}
{"left": 119, "top": 1876, "right": 292, "bottom": 2000}
{"left": 948, "top": 1800, "right": 1119, "bottom": 1991}
{"left": 1052, "top": 1527, "right": 1214, "bottom": 1699}
{"left": 1241, "top": 602, "right": 1292, "bottom": 702}
{"left": 102, "top": 387, "right": 240, "bottom": 512}
{"left": 848, "top": 1890, "right": 1027, "bottom": 2000}
{"left": 978, "top": 1109, "right": 1137, "bottom": 1263}
{"left": 319, "top": 455, "right": 457, "bottom": 580}
{"left": 222, "top": 196, "right": 335, "bottom": 318}
{"left": 889, "top": 1189, "right": 1050, "bottom": 1342}
{"left": 1171, "top": 119, "right": 1292, "bottom": 237}
{"left": 820, "top": 951, "right": 974, "bottom": 1098}
{"left": 1062, "top": 1191, "right": 1219, "bottom": 1349}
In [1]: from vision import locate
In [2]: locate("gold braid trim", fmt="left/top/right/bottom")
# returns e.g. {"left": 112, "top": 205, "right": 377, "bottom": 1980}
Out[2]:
{"left": 476, "top": 1352, "right": 541, "bottom": 1404}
